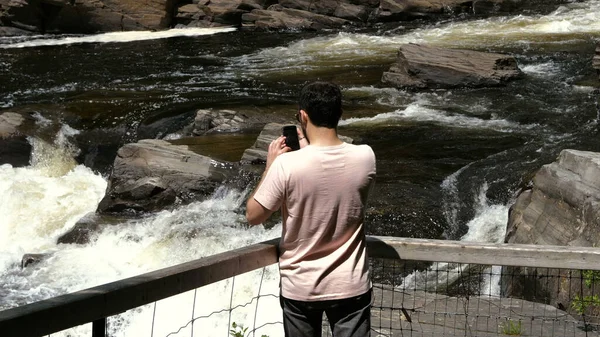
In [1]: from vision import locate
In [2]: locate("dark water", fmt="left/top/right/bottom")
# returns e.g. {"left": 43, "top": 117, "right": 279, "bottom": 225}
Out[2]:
{"left": 1, "top": 3, "right": 600, "bottom": 244}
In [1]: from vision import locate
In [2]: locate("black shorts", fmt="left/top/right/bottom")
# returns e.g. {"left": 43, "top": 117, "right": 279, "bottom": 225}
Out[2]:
{"left": 279, "top": 289, "right": 372, "bottom": 337}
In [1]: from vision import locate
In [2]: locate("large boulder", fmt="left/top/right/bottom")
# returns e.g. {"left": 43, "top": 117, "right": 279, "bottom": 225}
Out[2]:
{"left": 382, "top": 44, "right": 523, "bottom": 89}
{"left": 192, "top": 109, "right": 256, "bottom": 135}
{"left": 506, "top": 149, "right": 600, "bottom": 246}
{"left": 503, "top": 149, "right": 600, "bottom": 317}
{"left": 0, "top": 0, "right": 176, "bottom": 34}
{"left": 98, "top": 139, "right": 238, "bottom": 213}
{"left": 0, "top": 111, "right": 35, "bottom": 167}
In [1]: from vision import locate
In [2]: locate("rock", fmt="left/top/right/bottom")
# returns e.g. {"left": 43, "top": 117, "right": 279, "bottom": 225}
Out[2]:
{"left": 333, "top": 2, "right": 371, "bottom": 22}
{"left": 0, "top": 111, "right": 35, "bottom": 167}
{"left": 506, "top": 149, "right": 600, "bottom": 246}
{"left": 0, "top": 0, "right": 176, "bottom": 34}
{"left": 1, "top": 0, "right": 569, "bottom": 34}
{"left": 58, "top": 212, "right": 138, "bottom": 244}
{"left": 193, "top": 109, "right": 250, "bottom": 135}
{"left": 0, "top": 112, "right": 27, "bottom": 138}
{"left": 178, "top": 108, "right": 292, "bottom": 138}
{"left": 279, "top": 0, "right": 338, "bottom": 16}
{"left": 372, "top": 0, "right": 472, "bottom": 21}
{"left": 504, "top": 149, "right": 600, "bottom": 317}
{"left": 593, "top": 44, "right": 600, "bottom": 81}
{"left": 382, "top": 44, "right": 523, "bottom": 90}
{"left": 57, "top": 219, "right": 101, "bottom": 245}
{"left": 241, "top": 122, "right": 354, "bottom": 162}
{"left": 201, "top": 0, "right": 247, "bottom": 25}
{"left": 242, "top": 5, "right": 348, "bottom": 30}
{"left": 98, "top": 139, "right": 238, "bottom": 213}
{"left": 241, "top": 123, "right": 282, "bottom": 163}
{"left": 74, "top": 128, "right": 123, "bottom": 176}
{"left": 176, "top": 3, "right": 207, "bottom": 22}
{"left": 280, "top": 7, "right": 349, "bottom": 27}
{"left": 0, "top": 25, "right": 33, "bottom": 36}
{"left": 21, "top": 253, "right": 47, "bottom": 269}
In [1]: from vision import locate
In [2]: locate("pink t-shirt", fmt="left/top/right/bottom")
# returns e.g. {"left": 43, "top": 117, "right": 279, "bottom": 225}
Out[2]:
{"left": 254, "top": 142, "right": 376, "bottom": 301}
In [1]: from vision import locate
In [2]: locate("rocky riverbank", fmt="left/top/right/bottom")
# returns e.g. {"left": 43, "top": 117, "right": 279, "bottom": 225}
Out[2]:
{"left": 0, "top": 0, "right": 571, "bottom": 34}
{"left": 504, "top": 149, "right": 600, "bottom": 321}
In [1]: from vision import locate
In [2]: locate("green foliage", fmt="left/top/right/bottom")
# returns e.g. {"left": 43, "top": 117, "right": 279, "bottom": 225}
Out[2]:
{"left": 572, "top": 294, "right": 600, "bottom": 315}
{"left": 229, "top": 322, "right": 248, "bottom": 337}
{"left": 571, "top": 270, "right": 600, "bottom": 315}
{"left": 500, "top": 320, "right": 522, "bottom": 336}
{"left": 229, "top": 322, "right": 268, "bottom": 337}
{"left": 583, "top": 270, "right": 600, "bottom": 288}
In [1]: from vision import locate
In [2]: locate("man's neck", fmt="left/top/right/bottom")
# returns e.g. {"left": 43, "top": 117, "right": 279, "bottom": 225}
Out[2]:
{"left": 306, "top": 125, "right": 343, "bottom": 147}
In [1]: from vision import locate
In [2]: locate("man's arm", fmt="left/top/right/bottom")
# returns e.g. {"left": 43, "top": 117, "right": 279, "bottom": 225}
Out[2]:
{"left": 245, "top": 135, "right": 289, "bottom": 226}
{"left": 246, "top": 171, "right": 275, "bottom": 225}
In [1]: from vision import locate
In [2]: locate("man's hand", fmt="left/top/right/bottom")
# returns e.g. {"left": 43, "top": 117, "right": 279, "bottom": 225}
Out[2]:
{"left": 266, "top": 136, "right": 290, "bottom": 171}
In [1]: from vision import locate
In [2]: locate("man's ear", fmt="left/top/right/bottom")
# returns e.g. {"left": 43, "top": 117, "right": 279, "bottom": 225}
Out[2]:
{"left": 299, "top": 109, "right": 308, "bottom": 124}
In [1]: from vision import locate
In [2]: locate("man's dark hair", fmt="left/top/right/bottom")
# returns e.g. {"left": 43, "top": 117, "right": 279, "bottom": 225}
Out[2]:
{"left": 299, "top": 81, "right": 343, "bottom": 129}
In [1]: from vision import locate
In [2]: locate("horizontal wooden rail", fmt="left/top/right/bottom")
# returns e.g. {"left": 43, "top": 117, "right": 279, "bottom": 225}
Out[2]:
{"left": 0, "top": 238, "right": 280, "bottom": 337}
{"left": 4, "top": 236, "right": 600, "bottom": 336}
{"left": 366, "top": 236, "right": 600, "bottom": 270}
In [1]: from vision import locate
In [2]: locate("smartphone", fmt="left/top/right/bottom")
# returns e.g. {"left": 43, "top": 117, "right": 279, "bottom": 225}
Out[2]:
{"left": 282, "top": 125, "right": 300, "bottom": 151}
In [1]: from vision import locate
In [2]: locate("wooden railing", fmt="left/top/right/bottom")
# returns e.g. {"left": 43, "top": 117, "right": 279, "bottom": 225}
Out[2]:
{"left": 3, "top": 236, "right": 600, "bottom": 337}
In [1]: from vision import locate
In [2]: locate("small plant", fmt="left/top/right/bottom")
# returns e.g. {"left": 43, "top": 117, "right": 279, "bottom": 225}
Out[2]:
{"left": 500, "top": 320, "right": 522, "bottom": 336}
{"left": 571, "top": 270, "right": 600, "bottom": 315}
{"left": 229, "top": 322, "right": 268, "bottom": 337}
{"left": 230, "top": 322, "right": 248, "bottom": 337}
{"left": 572, "top": 294, "right": 600, "bottom": 315}
{"left": 583, "top": 270, "right": 600, "bottom": 288}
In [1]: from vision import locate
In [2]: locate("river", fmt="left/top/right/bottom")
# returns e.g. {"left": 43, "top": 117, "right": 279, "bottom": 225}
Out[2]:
{"left": 1, "top": 1, "right": 600, "bottom": 336}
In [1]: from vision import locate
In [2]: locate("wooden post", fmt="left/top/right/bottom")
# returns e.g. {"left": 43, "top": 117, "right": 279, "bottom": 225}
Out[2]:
{"left": 92, "top": 317, "right": 106, "bottom": 337}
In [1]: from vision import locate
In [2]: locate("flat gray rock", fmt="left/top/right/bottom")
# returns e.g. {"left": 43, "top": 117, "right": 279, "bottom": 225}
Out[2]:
{"left": 382, "top": 43, "right": 522, "bottom": 89}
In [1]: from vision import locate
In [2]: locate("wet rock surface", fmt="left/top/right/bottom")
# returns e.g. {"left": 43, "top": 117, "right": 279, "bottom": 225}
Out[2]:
{"left": 21, "top": 254, "right": 48, "bottom": 269}
{"left": 0, "top": 0, "right": 176, "bottom": 34}
{"left": 98, "top": 139, "right": 238, "bottom": 213}
{"left": 0, "top": 111, "right": 35, "bottom": 167}
{"left": 504, "top": 149, "right": 600, "bottom": 319}
{"left": 381, "top": 44, "right": 523, "bottom": 90}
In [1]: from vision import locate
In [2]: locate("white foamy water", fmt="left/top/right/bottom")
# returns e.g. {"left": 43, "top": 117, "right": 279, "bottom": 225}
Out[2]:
{"left": 459, "top": 182, "right": 509, "bottom": 245}
{"left": 0, "top": 127, "right": 282, "bottom": 336}
{"left": 0, "top": 27, "right": 237, "bottom": 49}
{"left": 32, "top": 190, "right": 282, "bottom": 337}
{"left": 0, "top": 130, "right": 107, "bottom": 272}
{"left": 520, "top": 61, "right": 562, "bottom": 77}
{"left": 458, "top": 183, "right": 509, "bottom": 296}
{"left": 403, "top": 177, "right": 509, "bottom": 295}
{"left": 340, "top": 100, "right": 529, "bottom": 132}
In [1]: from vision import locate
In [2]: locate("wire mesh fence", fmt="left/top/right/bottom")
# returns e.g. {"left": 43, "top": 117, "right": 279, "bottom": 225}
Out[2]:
{"left": 366, "top": 258, "right": 600, "bottom": 337}
{"left": 145, "top": 259, "right": 600, "bottom": 337}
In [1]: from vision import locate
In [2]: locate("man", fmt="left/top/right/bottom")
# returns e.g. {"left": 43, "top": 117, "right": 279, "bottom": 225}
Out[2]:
{"left": 246, "top": 81, "right": 376, "bottom": 337}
